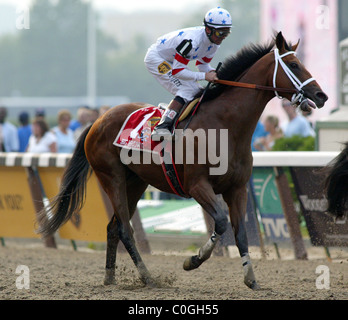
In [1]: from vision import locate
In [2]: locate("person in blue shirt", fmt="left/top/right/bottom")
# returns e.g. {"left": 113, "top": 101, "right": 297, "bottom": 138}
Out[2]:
{"left": 52, "top": 109, "right": 76, "bottom": 153}
{"left": 69, "top": 106, "right": 90, "bottom": 132}
{"left": 282, "top": 100, "right": 315, "bottom": 137}
{"left": 251, "top": 121, "right": 268, "bottom": 151}
{"left": 17, "top": 111, "right": 32, "bottom": 152}
{"left": 0, "top": 106, "right": 19, "bottom": 152}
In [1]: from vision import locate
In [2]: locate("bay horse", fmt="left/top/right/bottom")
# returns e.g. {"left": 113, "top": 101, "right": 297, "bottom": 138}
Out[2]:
{"left": 38, "top": 32, "right": 328, "bottom": 290}
{"left": 324, "top": 142, "right": 348, "bottom": 219}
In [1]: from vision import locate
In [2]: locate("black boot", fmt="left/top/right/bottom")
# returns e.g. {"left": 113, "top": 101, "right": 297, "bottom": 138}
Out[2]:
{"left": 152, "top": 98, "right": 184, "bottom": 140}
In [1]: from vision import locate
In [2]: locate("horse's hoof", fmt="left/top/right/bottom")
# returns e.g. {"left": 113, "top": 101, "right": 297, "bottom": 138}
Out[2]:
{"left": 146, "top": 278, "right": 158, "bottom": 288}
{"left": 104, "top": 269, "right": 116, "bottom": 285}
{"left": 140, "top": 276, "right": 157, "bottom": 288}
{"left": 104, "top": 277, "right": 116, "bottom": 285}
{"left": 138, "top": 272, "right": 157, "bottom": 288}
{"left": 183, "top": 255, "right": 202, "bottom": 271}
{"left": 244, "top": 279, "right": 260, "bottom": 290}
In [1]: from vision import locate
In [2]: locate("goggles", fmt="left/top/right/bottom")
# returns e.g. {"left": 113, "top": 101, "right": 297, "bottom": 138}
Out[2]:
{"left": 213, "top": 29, "right": 231, "bottom": 38}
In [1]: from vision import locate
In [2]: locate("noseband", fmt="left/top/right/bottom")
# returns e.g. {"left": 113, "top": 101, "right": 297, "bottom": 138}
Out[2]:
{"left": 273, "top": 48, "right": 315, "bottom": 105}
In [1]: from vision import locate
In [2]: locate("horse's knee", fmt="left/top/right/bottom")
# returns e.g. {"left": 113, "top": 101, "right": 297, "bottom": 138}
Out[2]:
{"left": 215, "top": 214, "right": 228, "bottom": 235}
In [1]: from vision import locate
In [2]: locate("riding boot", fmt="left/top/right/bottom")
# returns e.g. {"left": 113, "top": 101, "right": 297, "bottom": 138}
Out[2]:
{"left": 151, "top": 97, "right": 184, "bottom": 140}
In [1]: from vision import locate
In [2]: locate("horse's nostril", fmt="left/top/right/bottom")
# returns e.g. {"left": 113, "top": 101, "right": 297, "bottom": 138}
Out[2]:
{"left": 315, "top": 91, "right": 328, "bottom": 102}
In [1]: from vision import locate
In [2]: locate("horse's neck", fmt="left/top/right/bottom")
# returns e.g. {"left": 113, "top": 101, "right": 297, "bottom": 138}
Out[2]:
{"left": 216, "top": 60, "right": 274, "bottom": 133}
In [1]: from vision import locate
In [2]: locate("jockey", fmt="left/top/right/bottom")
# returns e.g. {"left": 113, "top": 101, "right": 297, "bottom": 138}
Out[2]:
{"left": 144, "top": 7, "right": 232, "bottom": 139}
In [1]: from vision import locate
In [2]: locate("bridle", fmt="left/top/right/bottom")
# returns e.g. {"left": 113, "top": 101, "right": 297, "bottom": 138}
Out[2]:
{"left": 272, "top": 48, "right": 315, "bottom": 105}
{"left": 214, "top": 48, "right": 316, "bottom": 107}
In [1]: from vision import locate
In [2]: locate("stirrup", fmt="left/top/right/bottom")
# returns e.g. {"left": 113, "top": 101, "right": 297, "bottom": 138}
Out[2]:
{"left": 151, "top": 127, "right": 173, "bottom": 141}
{"left": 158, "top": 102, "right": 169, "bottom": 110}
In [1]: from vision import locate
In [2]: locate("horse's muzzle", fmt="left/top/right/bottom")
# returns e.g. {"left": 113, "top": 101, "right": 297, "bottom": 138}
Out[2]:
{"left": 300, "top": 90, "right": 328, "bottom": 111}
{"left": 313, "top": 91, "right": 329, "bottom": 108}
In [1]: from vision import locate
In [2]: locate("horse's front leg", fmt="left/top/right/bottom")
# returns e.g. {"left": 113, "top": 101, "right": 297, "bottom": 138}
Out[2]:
{"left": 183, "top": 179, "right": 228, "bottom": 271}
{"left": 223, "top": 186, "right": 260, "bottom": 290}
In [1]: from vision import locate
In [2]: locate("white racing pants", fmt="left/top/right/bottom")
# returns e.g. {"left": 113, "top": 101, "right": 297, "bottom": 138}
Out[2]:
{"left": 144, "top": 46, "right": 202, "bottom": 102}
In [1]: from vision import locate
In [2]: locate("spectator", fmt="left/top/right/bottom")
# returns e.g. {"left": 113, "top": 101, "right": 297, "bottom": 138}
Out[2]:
{"left": 302, "top": 108, "right": 315, "bottom": 129}
{"left": 27, "top": 119, "right": 57, "bottom": 153}
{"left": 0, "top": 106, "right": 19, "bottom": 152}
{"left": 99, "top": 105, "right": 111, "bottom": 117}
{"left": 74, "top": 107, "right": 92, "bottom": 141}
{"left": 253, "top": 115, "right": 283, "bottom": 151}
{"left": 70, "top": 106, "right": 89, "bottom": 131}
{"left": 35, "top": 108, "right": 46, "bottom": 121}
{"left": 17, "top": 111, "right": 32, "bottom": 152}
{"left": 251, "top": 121, "right": 268, "bottom": 151}
{"left": 90, "top": 108, "right": 100, "bottom": 123}
{"left": 282, "top": 100, "right": 315, "bottom": 137}
{"left": 52, "top": 109, "right": 76, "bottom": 153}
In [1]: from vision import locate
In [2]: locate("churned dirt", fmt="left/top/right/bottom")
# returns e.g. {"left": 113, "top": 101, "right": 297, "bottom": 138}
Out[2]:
{"left": 0, "top": 238, "right": 347, "bottom": 300}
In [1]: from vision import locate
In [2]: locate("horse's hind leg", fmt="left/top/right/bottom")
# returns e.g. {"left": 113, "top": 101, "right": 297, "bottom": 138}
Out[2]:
{"left": 95, "top": 166, "right": 153, "bottom": 286}
{"left": 104, "top": 214, "right": 119, "bottom": 285}
{"left": 104, "top": 172, "right": 148, "bottom": 285}
{"left": 223, "top": 186, "right": 260, "bottom": 290}
{"left": 121, "top": 172, "right": 151, "bottom": 284}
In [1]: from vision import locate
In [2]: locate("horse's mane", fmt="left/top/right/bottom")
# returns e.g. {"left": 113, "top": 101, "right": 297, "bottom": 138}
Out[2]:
{"left": 197, "top": 39, "right": 277, "bottom": 102}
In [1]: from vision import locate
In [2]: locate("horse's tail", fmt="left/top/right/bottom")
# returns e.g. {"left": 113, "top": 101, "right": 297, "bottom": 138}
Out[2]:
{"left": 37, "top": 125, "right": 93, "bottom": 237}
{"left": 324, "top": 142, "right": 348, "bottom": 218}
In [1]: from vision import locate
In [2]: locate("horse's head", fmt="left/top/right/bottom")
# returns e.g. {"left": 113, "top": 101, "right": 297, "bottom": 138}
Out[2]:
{"left": 272, "top": 32, "right": 328, "bottom": 111}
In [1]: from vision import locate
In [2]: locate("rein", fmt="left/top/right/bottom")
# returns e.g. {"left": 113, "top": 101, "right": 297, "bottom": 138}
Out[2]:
{"left": 214, "top": 79, "right": 298, "bottom": 94}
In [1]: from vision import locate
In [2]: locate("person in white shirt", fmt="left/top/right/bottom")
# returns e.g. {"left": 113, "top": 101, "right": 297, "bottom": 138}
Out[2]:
{"left": 27, "top": 119, "right": 57, "bottom": 153}
{"left": 51, "top": 109, "right": 76, "bottom": 153}
{"left": 144, "top": 7, "right": 232, "bottom": 139}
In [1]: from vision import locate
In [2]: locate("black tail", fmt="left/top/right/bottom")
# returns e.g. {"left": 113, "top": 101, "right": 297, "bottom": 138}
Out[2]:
{"left": 325, "top": 142, "right": 348, "bottom": 218}
{"left": 37, "top": 125, "right": 93, "bottom": 237}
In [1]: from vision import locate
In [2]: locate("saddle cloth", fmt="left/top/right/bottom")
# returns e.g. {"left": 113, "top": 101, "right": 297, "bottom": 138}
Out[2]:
{"left": 113, "top": 106, "right": 163, "bottom": 152}
{"left": 113, "top": 98, "right": 199, "bottom": 152}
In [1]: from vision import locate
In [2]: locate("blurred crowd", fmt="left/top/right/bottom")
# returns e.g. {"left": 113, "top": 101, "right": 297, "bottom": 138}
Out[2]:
{"left": 252, "top": 100, "right": 315, "bottom": 151}
{"left": 0, "top": 105, "right": 111, "bottom": 153}
{"left": 0, "top": 100, "right": 315, "bottom": 154}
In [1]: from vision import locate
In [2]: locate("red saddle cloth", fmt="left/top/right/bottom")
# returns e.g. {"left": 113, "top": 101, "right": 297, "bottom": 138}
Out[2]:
{"left": 113, "top": 105, "right": 188, "bottom": 198}
{"left": 113, "top": 106, "right": 164, "bottom": 152}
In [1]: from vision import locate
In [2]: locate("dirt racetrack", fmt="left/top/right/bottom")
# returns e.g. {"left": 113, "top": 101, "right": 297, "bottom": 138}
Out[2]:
{"left": 0, "top": 238, "right": 347, "bottom": 301}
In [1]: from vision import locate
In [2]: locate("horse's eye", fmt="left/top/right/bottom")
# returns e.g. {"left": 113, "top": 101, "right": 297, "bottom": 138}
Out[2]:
{"left": 289, "top": 62, "right": 299, "bottom": 70}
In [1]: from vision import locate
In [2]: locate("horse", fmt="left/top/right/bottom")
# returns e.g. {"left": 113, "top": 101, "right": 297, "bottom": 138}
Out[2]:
{"left": 37, "top": 32, "right": 328, "bottom": 290}
{"left": 324, "top": 142, "right": 348, "bottom": 219}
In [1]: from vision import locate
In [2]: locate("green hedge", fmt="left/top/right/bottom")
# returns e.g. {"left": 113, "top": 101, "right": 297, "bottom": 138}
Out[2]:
{"left": 272, "top": 135, "right": 315, "bottom": 151}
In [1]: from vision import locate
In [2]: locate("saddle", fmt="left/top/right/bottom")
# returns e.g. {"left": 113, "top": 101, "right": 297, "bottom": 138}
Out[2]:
{"left": 178, "top": 98, "right": 200, "bottom": 122}
{"left": 159, "top": 98, "right": 200, "bottom": 123}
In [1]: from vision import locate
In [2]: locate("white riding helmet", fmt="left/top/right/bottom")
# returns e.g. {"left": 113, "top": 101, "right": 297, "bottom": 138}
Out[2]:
{"left": 204, "top": 7, "right": 232, "bottom": 29}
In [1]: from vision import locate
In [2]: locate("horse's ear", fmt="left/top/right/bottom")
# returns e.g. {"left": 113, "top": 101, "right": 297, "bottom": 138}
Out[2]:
{"left": 275, "top": 32, "right": 286, "bottom": 53}
{"left": 291, "top": 39, "right": 300, "bottom": 52}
